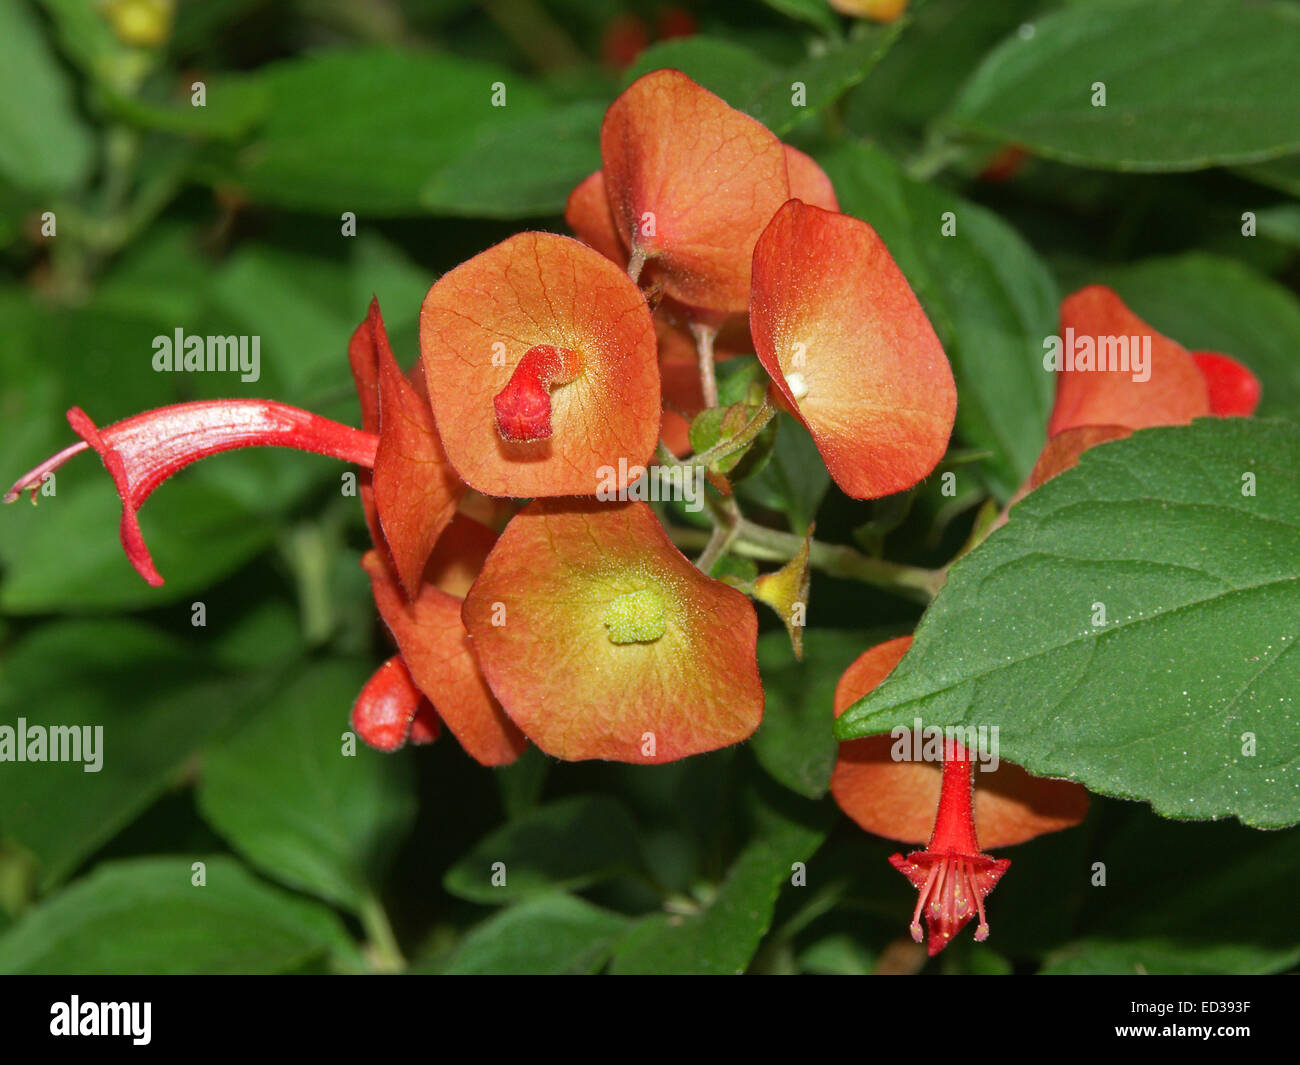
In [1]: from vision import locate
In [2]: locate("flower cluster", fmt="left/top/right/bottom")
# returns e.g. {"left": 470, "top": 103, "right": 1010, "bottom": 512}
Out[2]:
{"left": 7, "top": 70, "right": 955, "bottom": 770}
{"left": 5, "top": 67, "right": 1262, "bottom": 958}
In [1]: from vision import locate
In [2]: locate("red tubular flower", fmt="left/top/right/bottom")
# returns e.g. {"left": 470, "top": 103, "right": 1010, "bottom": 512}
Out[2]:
{"left": 6, "top": 298, "right": 526, "bottom": 768}
{"left": 1193, "top": 351, "right": 1262, "bottom": 417}
{"left": 4, "top": 400, "right": 377, "bottom": 586}
{"left": 492, "top": 344, "right": 585, "bottom": 442}
{"left": 833, "top": 638, "right": 1086, "bottom": 955}
{"left": 889, "top": 749, "right": 1011, "bottom": 957}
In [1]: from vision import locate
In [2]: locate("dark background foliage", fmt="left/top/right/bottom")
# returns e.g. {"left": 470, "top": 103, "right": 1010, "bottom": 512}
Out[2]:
{"left": 0, "top": 0, "right": 1297, "bottom": 974}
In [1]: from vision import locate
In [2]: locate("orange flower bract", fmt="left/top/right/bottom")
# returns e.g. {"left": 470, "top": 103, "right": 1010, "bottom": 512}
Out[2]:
{"left": 750, "top": 200, "right": 957, "bottom": 500}
{"left": 420, "top": 232, "right": 659, "bottom": 499}
{"left": 1047, "top": 285, "right": 1210, "bottom": 437}
{"left": 600, "top": 69, "right": 790, "bottom": 312}
{"left": 461, "top": 499, "right": 764, "bottom": 763}
{"left": 363, "top": 512, "right": 527, "bottom": 768}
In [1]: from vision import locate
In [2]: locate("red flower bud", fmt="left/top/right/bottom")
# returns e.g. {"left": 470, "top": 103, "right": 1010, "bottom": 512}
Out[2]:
{"left": 351, "top": 655, "right": 440, "bottom": 752}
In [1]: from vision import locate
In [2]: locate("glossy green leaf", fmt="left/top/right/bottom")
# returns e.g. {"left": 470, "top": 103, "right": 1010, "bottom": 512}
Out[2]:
{"left": 0, "top": 621, "right": 268, "bottom": 889}
{"left": 736, "top": 413, "right": 831, "bottom": 533}
{"left": 758, "top": 0, "right": 840, "bottom": 35}
{"left": 0, "top": 0, "right": 94, "bottom": 193}
{"left": 822, "top": 141, "right": 1057, "bottom": 498}
{"left": 422, "top": 100, "right": 603, "bottom": 217}
{"left": 442, "top": 892, "right": 628, "bottom": 974}
{"left": 945, "top": 0, "right": 1300, "bottom": 170}
{"left": 444, "top": 796, "right": 644, "bottom": 904}
{"left": 838, "top": 418, "right": 1300, "bottom": 829}
{"left": 229, "top": 49, "right": 547, "bottom": 213}
{"left": 753, "top": 629, "right": 891, "bottom": 799}
{"left": 609, "top": 786, "right": 827, "bottom": 974}
{"left": 0, "top": 856, "right": 359, "bottom": 974}
{"left": 1043, "top": 811, "right": 1300, "bottom": 974}
{"left": 626, "top": 24, "right": 901, "bottom": 136}
{"left": 198, "top": 661, "right": 415, "bottom": 913}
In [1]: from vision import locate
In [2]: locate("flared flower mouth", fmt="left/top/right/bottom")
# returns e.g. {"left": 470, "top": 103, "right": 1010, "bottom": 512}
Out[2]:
{"left": 889, "top": 848, "right": 1011, "bottom": 955}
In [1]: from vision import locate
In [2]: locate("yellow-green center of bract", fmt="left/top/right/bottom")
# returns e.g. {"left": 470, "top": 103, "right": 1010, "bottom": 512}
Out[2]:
{"left": 603, "top": 588, "right": 666, "bottom": 644}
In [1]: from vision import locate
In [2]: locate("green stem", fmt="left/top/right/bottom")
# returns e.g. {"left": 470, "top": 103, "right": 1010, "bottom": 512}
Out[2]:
{"left": 695, "top": 495, "right": 740, "bottom": 573}
{"left": 905, "top": 134, "right": 966, "bottom": 183}
{"left": 359, "top": 893, "right": 406, "bottom": 973}
{"left": 670, "top": 520, "right": 944, "bottom": 602}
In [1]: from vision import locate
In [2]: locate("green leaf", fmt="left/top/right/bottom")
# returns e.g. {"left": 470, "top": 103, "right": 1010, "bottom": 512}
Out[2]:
{"left": 0, "top": 856, "right": 359, "bottom": 974}
{"left": 844, "top": 0, "right": 1042, "bottom": 151}
{"left": 229, "top": 48, "right": 547, "bottom": 214}
{"left": 797, "top": 932, "right": 876, "bottom": 975}
{"left": 100, "top": 75, "right": 269, "bottom": 139}
{"left": 0, "top": 474, "right": 277, "bottom": 613}
{"left": 758, "top": 0, "right": 841, "bottom": 36}
{"left": 1043, "top": 811, "right": 1300, "bottom": 974}
{"left": 1234, "top": 154, "right": 1300, "bottom": 197}
{"left": 0, "top": 0, "right": 94, "bottom": 193}
{"left": 736, "top": 413, "right": 831, "bottom": 533}
{"left": 1255, "top": 204, "right": 1300, "bottom": 250}
{"left": 1043, "top": 937, "right": 1300, "bottom": 975}
{"left": 609, "top": 785, "right": 827, "bottom": 974}
{"left": 821, "top": 141, "right": 1057, "bottom": 498}
{"left": 626, "top": 24, "right": 901, "bottom": 136}
{"left": 1101, "top": 253, "right": 1300, "bottom": 421}
{"left": 837, "top": 418, "right": 1300, "bottom": 829}
{"left": 754, "top": 630, "right": 890, "bottom": 799}
{"left": 0, "top": 620, "right": 267, "bottom": 889}
{"left": 444, "top": 796, "right": 644, "bottom": 904}
{"left": 206, "top": 243, "right": 360, "bottom": 404}
{"left": 945, "top": 0, "right": 1300, "bottom": 171}
{"left": 198, "top": 661, "right": 415, "bottom": 913}
{"left": 442, "top": 892, "right": 628, "bottom": 974}
{"left": 422, "top": 100, "right": 603, "bottom": 217}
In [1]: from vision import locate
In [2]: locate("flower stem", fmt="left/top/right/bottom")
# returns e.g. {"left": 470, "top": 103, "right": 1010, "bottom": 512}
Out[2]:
{"left": 691, "top": 321, "right": 719, "bottom": 409}
{"left": 695, "top": 495, "right": 740, "bottom": 573}
{"left": 670, "top": 519, "right": 945, "bottom": 602}
{"left": 626, "top": 246, "right": 648, "bottom": 284}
